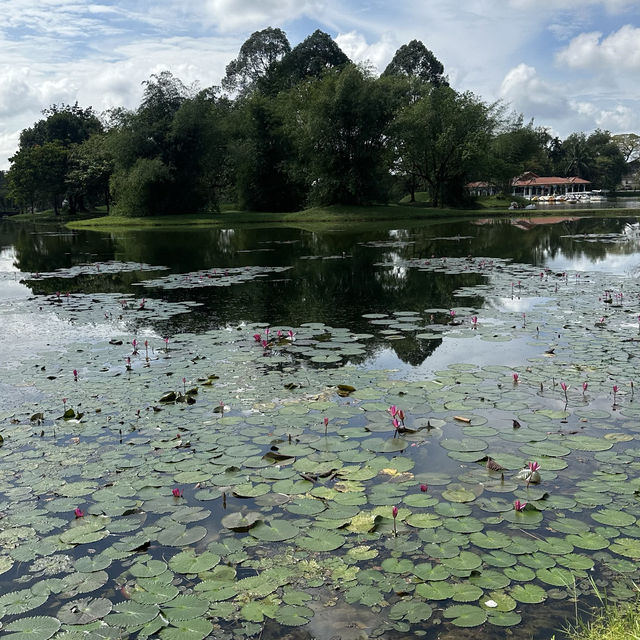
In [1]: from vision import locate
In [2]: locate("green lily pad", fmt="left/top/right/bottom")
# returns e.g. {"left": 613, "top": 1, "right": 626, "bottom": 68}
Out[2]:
{"left": 442, "top": 604, "right": 488, "bottom": 627}
{"left": 3, "top": 616, "right": 61, "bottom": 640}
{"left": 250, "top": 520, "right": 300, "bottom": 542}
{"left": 510, "top": 584, "right": 547, "bottom": 604}
{"left": 58, "top": 597, "right": 113, "bottom": 624}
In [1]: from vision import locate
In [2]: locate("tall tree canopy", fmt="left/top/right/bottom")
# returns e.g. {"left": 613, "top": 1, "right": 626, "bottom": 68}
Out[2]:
{"left": 261, "top": 30, "right": 351, "bottom": 93}
{"left": 289, "top": 65, "right": 395, "bottom": 206}
{"left": 383, "top": 40, "right": 447, "bottom": 87}
{"left": 223, "top": 27, "right": 291, "bottom": 95}
{"left": 392, "top": 86, "right": 497, "bottom": 207}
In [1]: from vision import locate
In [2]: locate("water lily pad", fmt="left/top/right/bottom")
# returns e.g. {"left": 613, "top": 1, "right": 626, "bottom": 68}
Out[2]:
{"left": 221, "top": 512, "right": 261, "bottom": 532}
{"left": 108, "top": 601, "right": 159, "bottom": 627}
{"left": 297, "top": 529, "right": 345, "bottom": 552}
{"left": 250, "top": 519, "right": 300, "bottom": 542}
{"left": 591, "top": 509, "right": 636, "bottom": 528}
{"left": 161, "top": 595, "right": 209, "bottom": 622}
{"left": 510, "top": 584, "right": 547, "bottom": 604}
{"left": 443, "top": 604, "right": 487, "bottom": 627}
{"left": 0, "top": 589, "right": 48, "bottom": 615}
{"left": 442, "top": 551, "right": 482, "bottom": 571}
{"left": 168, "top": 550, "right": 220, "bottom": 574}
{"left": 58, "top": 597, "right": 113, "bottom": 624}
{"left": 441, "top": 484, "right": 477, "bottom": 503}
{"left": 160, "top": 618, "right": 213, "bottom": 640}
{"left": 3, "top": 616, "right": 61, "bottom": 640}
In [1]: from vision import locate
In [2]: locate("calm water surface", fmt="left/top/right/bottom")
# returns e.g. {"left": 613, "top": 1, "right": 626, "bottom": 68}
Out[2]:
{"left": 1, "top": 213, "right": 640, "bottom": 640}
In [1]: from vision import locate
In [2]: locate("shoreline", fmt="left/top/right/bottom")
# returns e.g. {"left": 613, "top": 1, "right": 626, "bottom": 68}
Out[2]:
{"left": 5, "top": 204, "right": 639, "bottom": 231}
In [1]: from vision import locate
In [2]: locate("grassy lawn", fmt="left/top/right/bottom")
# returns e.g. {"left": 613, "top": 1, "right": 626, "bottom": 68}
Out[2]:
{"left": 60, "top": 202, "right": 640, "bottom": 231}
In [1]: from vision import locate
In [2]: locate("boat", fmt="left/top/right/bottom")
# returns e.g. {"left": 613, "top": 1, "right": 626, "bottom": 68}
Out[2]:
{"left": 589, "top": 189, "right": 608, "bottom": 202}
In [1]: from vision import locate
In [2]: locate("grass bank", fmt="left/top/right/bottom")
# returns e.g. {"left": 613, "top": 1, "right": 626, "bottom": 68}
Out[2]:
{"left": 64, "top": 202, "right": 639, "bottom": 231}
{"left": 561, "top": 600, "right": 640, "bottom": 640}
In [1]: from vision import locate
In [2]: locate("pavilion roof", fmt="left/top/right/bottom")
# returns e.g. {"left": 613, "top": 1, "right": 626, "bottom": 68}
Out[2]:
{"left": 512, "top": 172, "right": 590, "bottom": 186}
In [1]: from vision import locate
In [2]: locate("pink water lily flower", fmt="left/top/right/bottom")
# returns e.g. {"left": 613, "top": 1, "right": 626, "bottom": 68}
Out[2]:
{"left": 172, "top": 488, "right": 183, "bottom": 498}
{"left": 513, "top": 373, "right": 519, "bottom": 383}
{"left": 514, "top": 500, "right": 527, "bottom": 512}
{"left": 392, "top": 506, "right": 399, "bottom": 518}
{"left": 74, "top": 508, "right": 84, "bottom": 518}
{"left": 253, "top": 333, "right": 262, "bottom": 342}
{"left": 420, "top": 484, "right": 428, "bottom": 493}
{"left": 528, "top": 461, "right": 540, "bottom": 472}
{"left": 582, "top": 382, "right": 588, "bottom": 393}
{"left": 73, "top": 369, "right": 78, "bottom": 381}
{"left": 392, "top": 418, "right": 400, "bottom": 430}
{"left": 389, "top": 405, "right": 398, "bottom": 417}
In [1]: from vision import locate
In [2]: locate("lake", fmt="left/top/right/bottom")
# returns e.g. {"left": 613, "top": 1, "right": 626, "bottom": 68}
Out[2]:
{"left": 1, "top": 213, "right": 640, "bottom": 640}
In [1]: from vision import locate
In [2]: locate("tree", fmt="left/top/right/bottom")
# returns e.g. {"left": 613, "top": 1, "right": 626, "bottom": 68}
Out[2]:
{"left": 19, "top": 103, "right": 102, "bottom": 150}
{"left": 223, "top": 27, "right": 290, "bottom": 95}
{"left": 110, "top": 157, "right": 174, "bottom": 216}
{"left": 612, "top": 133, "right": 640, "bottom": 163}
{"left": 392, "top": 86, "right": 497, "bottom": 207}
{"left": 383, "top": 40, "right": 448, "bottom": 87}
{"left": 66, "top": 134, "right": 114, "bottom": 213}
{"left": 8, "top": 142, "right": 67, "bottom": 214}
{"left": 261, "top": 30, "right": 350, "bottom": 93}
{"left": 0, "top": 171, "right": 15, "bottom": 211}
{"left": 490, "top": 118, "right": 550, "bottom": 195}
{"left": 288, "top": 65, "right": 395, "bottom": 206}
{"left": 229, "top": 92, "right": 304, "bottom": 212}
{"left": 169, "top": 89, "right": 231, "bottom": 213}
{"left": 7, "top": 149, "right": 38, "bottom": 213}
{"left": 562, "top": 130, "right": 626, "bottom": 189}
{"left": 562, "top": 133, "right": 593, "bottom": 180}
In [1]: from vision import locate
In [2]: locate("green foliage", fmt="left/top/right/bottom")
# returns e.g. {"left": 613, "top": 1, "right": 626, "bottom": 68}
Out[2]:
{"left": 490, "top": 118, "right": 550, "bottom": 194}
{"left": 7, "top": 25, "right": 636, "bottom": 218}
{"left": 392, "top": 86, "right": 497, "bottom": 206}
{"left": 230, "top": 93, "right": 303, "bottom": 212}
{"left": 8, "top": 142, "right": 68, "bottom": 214}
{"left": 19, "top": 103, "right": 102, "bottom": 150}
{"left": 261, "top": 29, "right": 350, "bottom": 94}
{"left": 288, "top": 65, "right": 395, "bottom": 206}
{"left": 111, "top": 157, "right": 174, "bottom": 217}
{"left": 561, "top": 130, "right": 626, "bottom": 189}
{"left": 223, "top": 27, "right": 290, "bottom": 95}
{"left": 383, "top": 39, "right": 447, "bottom": 87}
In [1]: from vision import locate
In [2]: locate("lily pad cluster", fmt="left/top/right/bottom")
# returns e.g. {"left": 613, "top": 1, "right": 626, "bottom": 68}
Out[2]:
{"left": 133, "top": 266, "right": 292, "bottom": 290}
{"left": 1, "top": 250, "right": 640, "bottom": 638}
{"left": 26, "top": 261, "right": 168, "bottom": 280}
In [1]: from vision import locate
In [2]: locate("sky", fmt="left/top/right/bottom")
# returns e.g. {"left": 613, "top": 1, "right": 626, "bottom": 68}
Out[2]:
{"left": 1, "top": 0, "right": 640, "bottom": 169}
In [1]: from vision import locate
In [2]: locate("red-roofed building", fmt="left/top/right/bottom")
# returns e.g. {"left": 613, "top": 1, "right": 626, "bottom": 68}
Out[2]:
{"left": 511, "top": 171, "right": 591, "bottom": 198}
{"left": 466, "top": 181, "right": 497, "bottom": 196}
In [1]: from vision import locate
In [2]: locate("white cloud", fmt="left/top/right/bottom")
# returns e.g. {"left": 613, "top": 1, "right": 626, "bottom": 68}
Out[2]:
{"left": 509, "top": 0, "right": 634, "bottom": 11}
{"left": 570, "top": 101, "right": 639, "bottom": 131}
{"left": 557, "top": 24, "right": 640, "bottom": 69}
{"left": 334, "top": 31, "right": 396, "bottom": 73}
{"left": 200, "top": 0, "right": 326, "bottom": 32}
{"left": 499, "top": 64, "right": 570, "bottom": 119}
